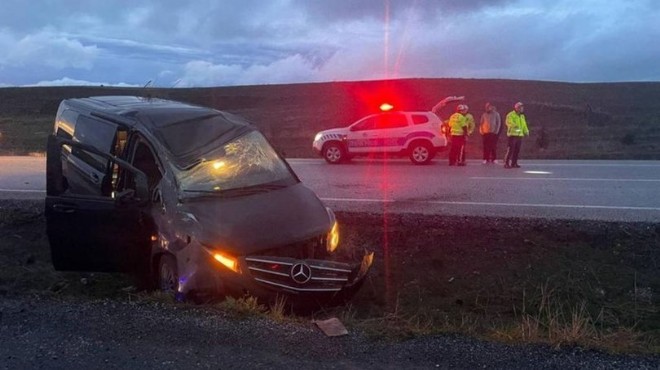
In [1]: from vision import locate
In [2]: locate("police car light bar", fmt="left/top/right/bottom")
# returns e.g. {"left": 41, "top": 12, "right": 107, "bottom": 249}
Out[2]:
{"left": 380, "top": 103, "right": 394, "bottom": 112}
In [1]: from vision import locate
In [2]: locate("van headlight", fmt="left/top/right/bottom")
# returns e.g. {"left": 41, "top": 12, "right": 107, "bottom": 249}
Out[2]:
{"left": 327, "top": 221, "right": 340, "bottom": 253}
{"left": 203, "top": 247, "right": 241, "bottom": 274}
{"left": 325, "top": 207, "right": 340, "bottom": 253}
{"left": 314, "top": 132, "right": 323, "bottom": 142}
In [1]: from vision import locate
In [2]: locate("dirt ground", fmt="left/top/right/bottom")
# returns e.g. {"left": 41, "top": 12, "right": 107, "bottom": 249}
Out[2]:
{"left": 1, "top": 200, "right": 659, "bottom": 356}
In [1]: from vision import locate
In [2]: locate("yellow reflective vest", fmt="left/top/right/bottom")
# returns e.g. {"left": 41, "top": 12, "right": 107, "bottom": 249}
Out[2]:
{"left": 449, "top": 113, "right": 468, "bottom": 136}
{"left": 505, "top": 111, "right": 529, "bottom": 137}
{"left": 465, "top": 113, "right": 475, "bottom": 135}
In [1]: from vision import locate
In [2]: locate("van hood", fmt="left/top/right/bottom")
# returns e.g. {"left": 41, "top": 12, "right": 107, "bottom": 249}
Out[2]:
{"left": 182, "top": 183, "right": 331, "bottom": 255}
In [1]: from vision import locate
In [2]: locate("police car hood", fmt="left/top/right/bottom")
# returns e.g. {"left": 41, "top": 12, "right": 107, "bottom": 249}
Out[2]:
{"left": 184, "top": 183, "right": 332, "bottom": 255}
{"left": 319, "top": 127, "right": 348, "bottom": 136}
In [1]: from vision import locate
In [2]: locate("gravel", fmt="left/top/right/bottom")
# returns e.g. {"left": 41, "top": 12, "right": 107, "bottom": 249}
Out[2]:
{"left": 1, "top": 295, "right": 658, "bottom": 369}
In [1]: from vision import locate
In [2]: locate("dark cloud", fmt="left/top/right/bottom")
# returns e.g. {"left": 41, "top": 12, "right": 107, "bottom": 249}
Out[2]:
{"left": 290, "top": 0, "right": 512, "bottom": 23}
{"left": 0, "top": 0, "right": 658, "bottom": 86}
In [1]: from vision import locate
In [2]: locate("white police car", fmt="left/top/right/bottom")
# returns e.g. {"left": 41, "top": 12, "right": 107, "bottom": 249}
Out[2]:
{"left": 312, "top": 108, "right": 447, "bottom": 165}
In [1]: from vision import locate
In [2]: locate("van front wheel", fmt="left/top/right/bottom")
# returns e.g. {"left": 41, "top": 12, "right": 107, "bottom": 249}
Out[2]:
{"left": 157, "top": 255, "right": 179, "bottom": 296}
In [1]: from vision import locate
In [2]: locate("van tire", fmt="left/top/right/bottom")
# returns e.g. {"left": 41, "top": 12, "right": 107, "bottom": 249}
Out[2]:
{"left": 157, "top": 254, "right": 179, "bottom": 296}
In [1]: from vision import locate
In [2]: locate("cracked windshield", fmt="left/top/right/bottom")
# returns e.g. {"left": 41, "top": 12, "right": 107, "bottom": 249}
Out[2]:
{"left": 177, "top": 130, "right": 294, "bottom": 193}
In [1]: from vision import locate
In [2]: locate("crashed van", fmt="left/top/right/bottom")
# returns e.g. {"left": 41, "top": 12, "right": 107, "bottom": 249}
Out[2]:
{"left": 46, "top": 96, "right": 373, "bottom": 303}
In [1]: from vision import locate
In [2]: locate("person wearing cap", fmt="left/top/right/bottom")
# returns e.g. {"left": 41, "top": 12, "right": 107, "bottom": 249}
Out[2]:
{"left": 504, "top": 102, "right": 529, "bottom": 168}
{"left": 448, "top": 104, "right": 469, "bottom": 166}
{"left": 479, "top": 103, "right": 502, "bottom": 164}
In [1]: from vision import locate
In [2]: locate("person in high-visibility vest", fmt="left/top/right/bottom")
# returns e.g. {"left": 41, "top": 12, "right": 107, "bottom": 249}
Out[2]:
{"left": 458, "top": 109, "right": 475, "bottom": 165}
{"left": 448, "top": 104, "right": 469, "bottom": 166}
{"left": 504, "top": 102, "right": 530, "bottom": 168}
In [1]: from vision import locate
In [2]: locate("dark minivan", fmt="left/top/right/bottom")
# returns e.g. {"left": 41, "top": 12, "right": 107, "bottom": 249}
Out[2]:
{"left": 46, "top": 96, "right": 373, "bottom": 304}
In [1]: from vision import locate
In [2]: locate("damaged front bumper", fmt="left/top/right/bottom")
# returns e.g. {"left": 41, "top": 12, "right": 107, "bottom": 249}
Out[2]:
{"left": 181, "top": 249, "right": 374, "bottom": 302}
{"left": 244, "top": 250, "right": 374, "bottom": 294}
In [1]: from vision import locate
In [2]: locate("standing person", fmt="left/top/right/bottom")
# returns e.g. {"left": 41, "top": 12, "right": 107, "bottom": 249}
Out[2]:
{"left": 448, "top": 104, "right": 469, "bottom": 166}
{"left": 504, "top": 102, "right": 529, "bottom": 168}
{"left": 479, "top": 103, "right": 502, "bottom": 164}
{"left": 459, "top": 107, "right": 475, "bottom": 165}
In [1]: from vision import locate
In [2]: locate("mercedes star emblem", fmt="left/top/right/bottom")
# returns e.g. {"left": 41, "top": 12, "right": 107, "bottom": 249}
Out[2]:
{"left": 290, "top": 262, "right": 312, "bottom": 284}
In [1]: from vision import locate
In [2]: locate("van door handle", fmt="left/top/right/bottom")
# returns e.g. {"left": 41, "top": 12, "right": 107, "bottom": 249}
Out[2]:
{"left": 91, "top": 173, "right": 100, "bottom": 184}
{"left": 52, "top": 204, "right": 77, "bottom": 213}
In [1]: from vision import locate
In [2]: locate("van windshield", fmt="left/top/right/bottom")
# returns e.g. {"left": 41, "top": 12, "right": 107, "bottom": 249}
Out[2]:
{"left": 176, "top": 131, "right": 297, "bottom": 196}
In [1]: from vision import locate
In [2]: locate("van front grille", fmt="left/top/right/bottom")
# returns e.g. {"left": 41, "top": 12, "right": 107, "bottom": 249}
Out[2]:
{"left": 244, "top": 256, "right": 352, "bottom": 293}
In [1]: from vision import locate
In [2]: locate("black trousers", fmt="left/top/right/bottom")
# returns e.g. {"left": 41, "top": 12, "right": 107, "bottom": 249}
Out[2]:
{"left": 504, "top": 136, "right": 522, "bottom": 165}
{"left": 449, "top": 135, "right": 465, "bottom": 165}
{"left": 482, "top": 133, "right": 498, "bottom": 161}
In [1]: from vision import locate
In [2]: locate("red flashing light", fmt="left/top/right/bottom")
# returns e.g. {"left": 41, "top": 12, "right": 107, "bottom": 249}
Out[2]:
{"left": 380, "top": 103, "right": 394, "bottom": 112}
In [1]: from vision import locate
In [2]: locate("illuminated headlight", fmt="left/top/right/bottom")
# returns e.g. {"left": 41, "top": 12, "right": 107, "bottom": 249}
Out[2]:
{"left": 314, "top": 133, "right": 323, "bottom": 142}
{"left": 204, "top": 247, "right": 241, "bottom": 274}
{"left": 327, "top": 221, "right": 340, "bottom": 253}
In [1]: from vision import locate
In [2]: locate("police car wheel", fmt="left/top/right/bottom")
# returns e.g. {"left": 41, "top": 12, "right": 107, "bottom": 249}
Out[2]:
{"left": 323, "top": 143, "right": 344, "bottom": 164}
{"left": 409, "top": 142, "right": 433, "bottom": 165}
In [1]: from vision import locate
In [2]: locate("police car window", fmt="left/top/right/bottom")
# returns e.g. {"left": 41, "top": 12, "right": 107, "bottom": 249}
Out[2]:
{"left": 352, "top": 116, "right": 377, "bottom": 131}
{"left": 378, "top": 113, "right": 408, "bottom": 129}
{"left": 412, "top": 114, "right": 430, "bottom": 125}
{"left": 72, "top": 116, "right": 118, "bottom": 172}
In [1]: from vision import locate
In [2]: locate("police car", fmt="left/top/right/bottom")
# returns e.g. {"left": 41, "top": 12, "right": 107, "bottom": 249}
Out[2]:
{"left": 312, "top": 106, "right": 447, "bottom": 165}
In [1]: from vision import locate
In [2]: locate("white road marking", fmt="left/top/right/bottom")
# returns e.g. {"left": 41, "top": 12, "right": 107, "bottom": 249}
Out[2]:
{"left": 287, "top": 158, "right": 660, "bottom": 167}
{"left": 320, "top": 197, "right": 660, "bottom": 211}
{"left": 516, "top": 163, "right": 660, "bottom": 167}
{"left": 470, "top": 177, "right": 660, "bottom": 182}
{"left": 0, "top": 188, "right": 46, "bottom": 193}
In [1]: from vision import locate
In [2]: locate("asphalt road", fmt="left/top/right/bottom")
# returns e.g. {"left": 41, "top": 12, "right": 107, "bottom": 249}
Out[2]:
{"left": 2, "top": 156, "right": 660, "bottom": 222}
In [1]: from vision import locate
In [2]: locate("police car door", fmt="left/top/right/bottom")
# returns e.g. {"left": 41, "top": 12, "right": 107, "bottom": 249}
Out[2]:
{"left": 379, "top": 112, "right": 409, "bottom": 152}
{"left": 45, "top": 130, "right": 150, "bottom": 273}
{"left": 346, "top": 114, "right": 379, "bottom": 153}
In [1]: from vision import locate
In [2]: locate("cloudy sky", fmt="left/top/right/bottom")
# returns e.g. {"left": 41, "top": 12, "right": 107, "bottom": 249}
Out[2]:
{"left": 0, "top": 0, "right": 658, "bottom": 87}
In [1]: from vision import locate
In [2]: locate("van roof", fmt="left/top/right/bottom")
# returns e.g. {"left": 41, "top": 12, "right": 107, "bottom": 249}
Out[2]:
{"left": 65, "top": 96, "right": 254, "bottom": 168}
{"left": 67, "top": 95, "right": 220, "bottom": 126}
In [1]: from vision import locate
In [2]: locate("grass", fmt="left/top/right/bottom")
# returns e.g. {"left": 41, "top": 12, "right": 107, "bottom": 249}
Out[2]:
{"left": 1, "top": 79, "right": 660, "bottom": 158}
{"left": 1, "top": 204, "right": 658, "bottom": 353}
{"left": 331, "top": 212, "right": 660, "bottom": 352}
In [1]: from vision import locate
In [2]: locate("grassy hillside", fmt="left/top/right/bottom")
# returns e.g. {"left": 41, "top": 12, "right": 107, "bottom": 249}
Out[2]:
{"left": 1, "top": 78, "right": 659, "bottom": 159}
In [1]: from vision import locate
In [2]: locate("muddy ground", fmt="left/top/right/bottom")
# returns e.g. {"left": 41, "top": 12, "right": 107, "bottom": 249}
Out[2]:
{"left": 1, "top": 199, "right": 659, "bottom": 368}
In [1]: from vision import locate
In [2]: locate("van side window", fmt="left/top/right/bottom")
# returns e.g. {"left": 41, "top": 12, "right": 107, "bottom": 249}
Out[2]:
{"left": 72, "top": 116, "right": 118, "bottom": 172}
{"left": 56, "top": 110, "right": 77, "bottom": 139}
{"left": 109, "top": 130, "right": 129, "bottom": 190}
